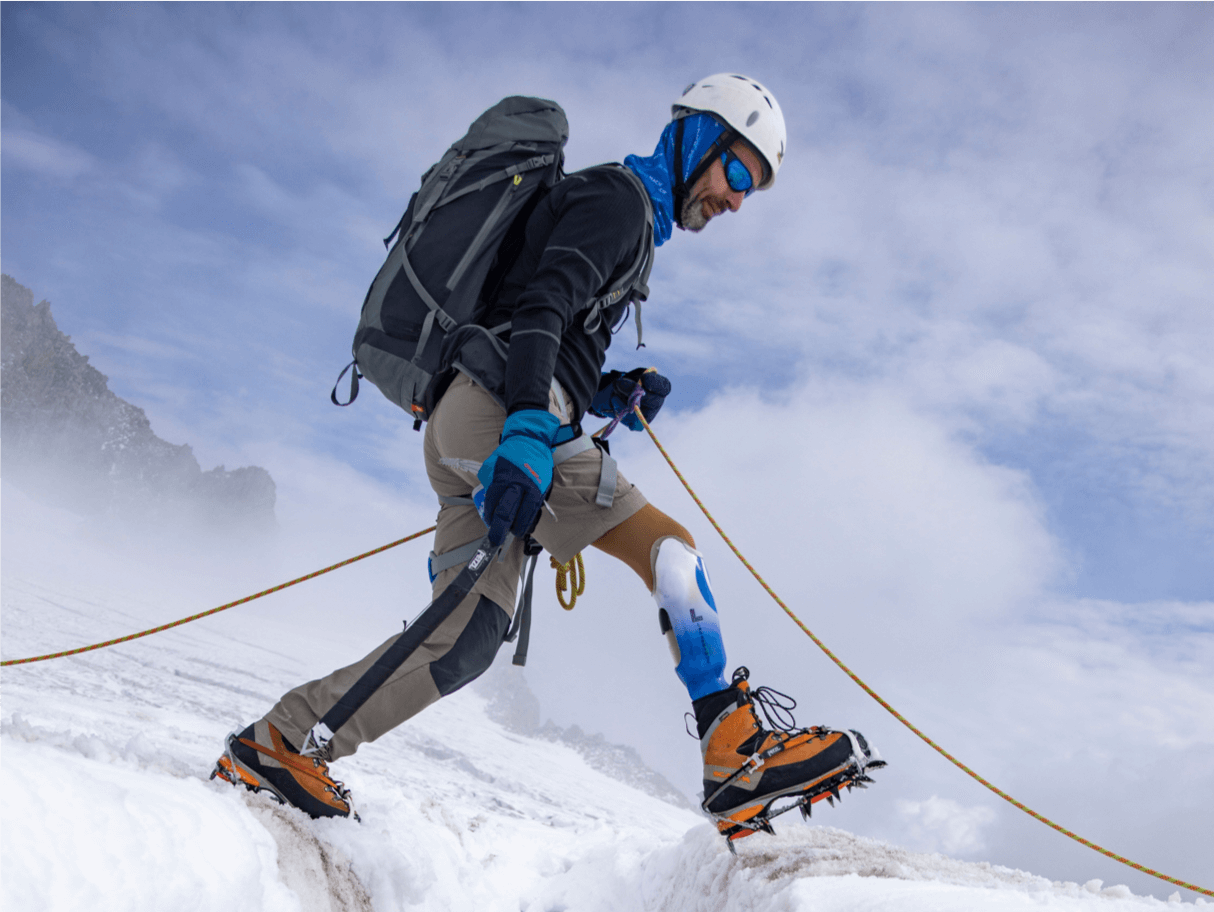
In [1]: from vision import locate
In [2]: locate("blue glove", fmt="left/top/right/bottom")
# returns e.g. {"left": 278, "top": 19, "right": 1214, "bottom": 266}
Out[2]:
{"left": 477, "top": 409, "right": 561, "bottom": 546}
{"left": 589, "top": 368, "right": 672, "bottom": 431}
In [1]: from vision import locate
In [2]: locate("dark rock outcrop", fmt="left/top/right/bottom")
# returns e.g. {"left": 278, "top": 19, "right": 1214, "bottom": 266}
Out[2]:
{"left": 1, "top": 274, "right": 275, "bottom": 532}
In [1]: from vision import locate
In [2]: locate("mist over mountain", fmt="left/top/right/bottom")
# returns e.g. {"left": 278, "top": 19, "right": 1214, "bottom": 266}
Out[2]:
{"left": 476, "top": 659, "right": 693, "bottom": 810}
{"left": 1, "top": 274, "right": 275, "bottom": 534}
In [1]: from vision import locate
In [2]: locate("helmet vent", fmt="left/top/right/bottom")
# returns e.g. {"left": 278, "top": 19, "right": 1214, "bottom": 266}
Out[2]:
{"left": 747, "top": 110, "right": 759, "bottom": 126}
{"left": 682, "top": 83, "right": 695, "bottom": 96}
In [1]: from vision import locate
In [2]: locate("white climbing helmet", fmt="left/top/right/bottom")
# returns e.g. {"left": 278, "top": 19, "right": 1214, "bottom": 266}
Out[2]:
{"left": 673, "top": 73, "right": 786, "bottom": 190}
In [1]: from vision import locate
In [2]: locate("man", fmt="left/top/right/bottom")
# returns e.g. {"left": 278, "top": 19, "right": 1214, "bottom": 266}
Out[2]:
{"left": 214, "top": 74, "right": 882, "bottom": 844}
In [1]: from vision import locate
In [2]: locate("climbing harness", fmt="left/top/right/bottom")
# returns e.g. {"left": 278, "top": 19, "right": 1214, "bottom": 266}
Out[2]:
{"left": 426, "top": 375, "right": 630, "bottom": 663}
{"left": 543, "top": 370, "right": 649, "bottom": 611}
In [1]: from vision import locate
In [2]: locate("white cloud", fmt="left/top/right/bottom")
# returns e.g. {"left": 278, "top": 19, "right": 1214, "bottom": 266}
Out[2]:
{"left": 112, "top": 144, "right": 196, "bottom": 212}
{"left": 79, "top": 330, "right": 200, "bottom": 365}
{"left": 897, "top": 795, "right": 997, "bottom": 855}
{"left": 633, "top": 380, "right": 1061, "bottom": 632}
{"left": 1, "top": 126, "right": 94, "bottom": 181}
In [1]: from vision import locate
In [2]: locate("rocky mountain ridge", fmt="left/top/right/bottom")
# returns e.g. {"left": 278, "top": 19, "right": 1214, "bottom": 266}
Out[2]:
{"left": 1, "top": 274, "right": 275, "bottom": 532}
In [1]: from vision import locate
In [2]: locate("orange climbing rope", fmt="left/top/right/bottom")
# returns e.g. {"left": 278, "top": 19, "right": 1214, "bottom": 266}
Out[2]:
{"left": 631, "top": 404, "right": 1211, "bottom": 898}
{"left": 0, "top": 526, "right": 436, "bottom": 667}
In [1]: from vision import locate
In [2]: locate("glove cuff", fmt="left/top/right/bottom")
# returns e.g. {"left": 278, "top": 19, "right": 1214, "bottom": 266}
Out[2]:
{"left": 502, "top": 408, "right": 561, "bottom": 445}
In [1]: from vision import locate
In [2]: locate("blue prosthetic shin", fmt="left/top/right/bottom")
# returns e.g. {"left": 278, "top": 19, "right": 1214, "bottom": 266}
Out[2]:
{"left": 652, "top": 537, "right": 728, "bottom": 700}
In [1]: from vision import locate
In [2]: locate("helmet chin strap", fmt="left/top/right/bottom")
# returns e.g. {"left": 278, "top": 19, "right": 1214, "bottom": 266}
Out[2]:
{"left": 672, "top": 118, "right": 740, "bottom": 229}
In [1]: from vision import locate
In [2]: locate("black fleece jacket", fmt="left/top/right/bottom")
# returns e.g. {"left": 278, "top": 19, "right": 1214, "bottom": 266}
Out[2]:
{"left": 479, "top": 165, "right": 650, "bottom": 421}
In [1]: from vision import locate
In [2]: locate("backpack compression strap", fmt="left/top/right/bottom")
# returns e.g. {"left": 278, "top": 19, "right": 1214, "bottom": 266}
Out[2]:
{"left": 330, "top": 359, "right": 362, "bottom": 407}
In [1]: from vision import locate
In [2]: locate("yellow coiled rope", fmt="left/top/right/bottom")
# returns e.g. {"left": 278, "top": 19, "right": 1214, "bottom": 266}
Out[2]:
{"left": 550, "top": 553, "right": 585, "bottom": 610}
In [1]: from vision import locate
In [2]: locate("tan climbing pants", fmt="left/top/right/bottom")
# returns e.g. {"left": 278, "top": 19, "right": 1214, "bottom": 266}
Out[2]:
{"left": 264, "top": 373, "right": 649, "bottom": 759}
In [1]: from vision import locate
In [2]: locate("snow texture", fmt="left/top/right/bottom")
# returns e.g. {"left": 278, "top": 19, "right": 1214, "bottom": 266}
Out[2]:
{"left": 1, "top": 487, "right": 1206, "bottom": 912}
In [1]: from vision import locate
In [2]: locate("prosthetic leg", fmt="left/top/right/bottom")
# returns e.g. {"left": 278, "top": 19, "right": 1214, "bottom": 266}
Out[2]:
{"left": 594, "top": 505, "right": 885, "bottom": 848}
{"left": 652, "top": 536, "right": 729, "bottom": 699}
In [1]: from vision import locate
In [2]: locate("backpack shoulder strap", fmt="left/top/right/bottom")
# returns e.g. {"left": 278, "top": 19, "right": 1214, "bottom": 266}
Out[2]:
{"left": 579, "top": 164, "right": 655, "bottom": 337}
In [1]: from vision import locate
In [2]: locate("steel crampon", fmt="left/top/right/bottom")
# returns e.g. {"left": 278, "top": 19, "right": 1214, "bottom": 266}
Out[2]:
{"left": 704, "top": 731, "right": 886, "bottom": 852}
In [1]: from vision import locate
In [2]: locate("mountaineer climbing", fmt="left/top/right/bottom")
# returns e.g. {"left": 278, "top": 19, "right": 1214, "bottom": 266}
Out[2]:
{"left": 213, "top": 73, "right": 883, "bottom": 844}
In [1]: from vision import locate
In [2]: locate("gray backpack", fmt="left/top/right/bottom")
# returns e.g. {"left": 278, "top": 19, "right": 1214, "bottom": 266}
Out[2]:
{"left": 334, "top": 95, "right": 654, "bottom": 429}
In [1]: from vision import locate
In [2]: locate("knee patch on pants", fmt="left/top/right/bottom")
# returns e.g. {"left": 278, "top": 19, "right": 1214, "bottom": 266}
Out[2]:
{"left": 429, "top": 596, "right": 511, "bottom": 696}
{"left": 652, "top": 537, "right": 728, "bottom": 701}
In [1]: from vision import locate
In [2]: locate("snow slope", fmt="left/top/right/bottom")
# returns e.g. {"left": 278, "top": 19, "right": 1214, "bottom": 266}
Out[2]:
{"left": 1, "top": 490, "right": 1206, "bottom": 912}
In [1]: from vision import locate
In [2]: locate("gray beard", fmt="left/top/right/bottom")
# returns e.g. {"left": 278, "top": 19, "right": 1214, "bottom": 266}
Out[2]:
{"left": 680, "top": 196, "right": 709, "bottom": 232}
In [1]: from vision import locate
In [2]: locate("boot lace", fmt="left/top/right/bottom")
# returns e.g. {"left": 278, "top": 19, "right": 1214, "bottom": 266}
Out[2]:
{"left": 733, "top": 666, "right": 798, "bottom": 733}
{"left": 685, "top": 667, "right": 802, "bottom": 739}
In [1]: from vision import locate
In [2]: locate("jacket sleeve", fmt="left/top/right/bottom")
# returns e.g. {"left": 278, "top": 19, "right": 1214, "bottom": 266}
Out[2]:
{"left": 503, "top": 174, "right": 647, "bottom": 415}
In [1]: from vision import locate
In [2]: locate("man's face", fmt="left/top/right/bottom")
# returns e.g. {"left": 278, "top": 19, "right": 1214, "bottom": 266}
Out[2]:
{"left": 680, "top": 141, "right": 765, "bottom": 232}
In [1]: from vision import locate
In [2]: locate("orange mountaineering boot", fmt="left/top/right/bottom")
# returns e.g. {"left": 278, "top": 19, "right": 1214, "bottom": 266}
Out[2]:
{"left": 211, "top": 720, "right": 357, "bottom": 820}
{"left": 692, "top": 667, "right": 884, "bottom": 847}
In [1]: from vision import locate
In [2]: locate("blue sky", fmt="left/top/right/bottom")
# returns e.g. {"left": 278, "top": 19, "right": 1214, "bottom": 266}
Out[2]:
{"left": 3, "top": 2, "right": 1212, "bottom": 898}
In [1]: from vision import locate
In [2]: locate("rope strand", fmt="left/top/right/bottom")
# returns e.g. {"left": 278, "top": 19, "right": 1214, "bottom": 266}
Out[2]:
{"left": 633, "top": 404, "right": 1211, "bottom": 898}
{"left": 0, "top": 526, "right": 436, "bottom": 666}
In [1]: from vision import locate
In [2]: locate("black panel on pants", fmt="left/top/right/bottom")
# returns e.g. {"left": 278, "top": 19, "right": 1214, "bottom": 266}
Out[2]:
{"left": 429, "top": 595, "right": 511, "bottom": 696}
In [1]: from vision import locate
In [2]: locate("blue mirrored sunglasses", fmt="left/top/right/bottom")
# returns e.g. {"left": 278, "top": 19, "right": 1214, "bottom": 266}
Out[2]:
{"left": 720, "top": 148, "right": 756, "bottom": 197}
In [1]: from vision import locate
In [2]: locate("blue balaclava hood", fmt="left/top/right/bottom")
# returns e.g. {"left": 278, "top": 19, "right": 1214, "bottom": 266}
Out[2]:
{"left": 625, "top": 113, "right": 727, "bottom": 247}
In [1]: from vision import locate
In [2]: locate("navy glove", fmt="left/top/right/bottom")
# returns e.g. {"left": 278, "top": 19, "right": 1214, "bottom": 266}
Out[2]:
{"left": 589, "top": 368, "right": 672, "bottom": 431}
{"left": 476, "top": 409, "right": 561, "bottom": 546}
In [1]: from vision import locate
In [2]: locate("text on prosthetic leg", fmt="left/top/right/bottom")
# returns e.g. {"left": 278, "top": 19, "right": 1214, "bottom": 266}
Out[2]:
{"left": 653, "top": 537, "right": 728, "bottom": 700}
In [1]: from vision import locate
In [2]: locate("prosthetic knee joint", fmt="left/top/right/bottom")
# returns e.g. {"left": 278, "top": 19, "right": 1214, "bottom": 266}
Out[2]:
{"left": 652, "top": 537, "right": 728, "bottom": 701}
